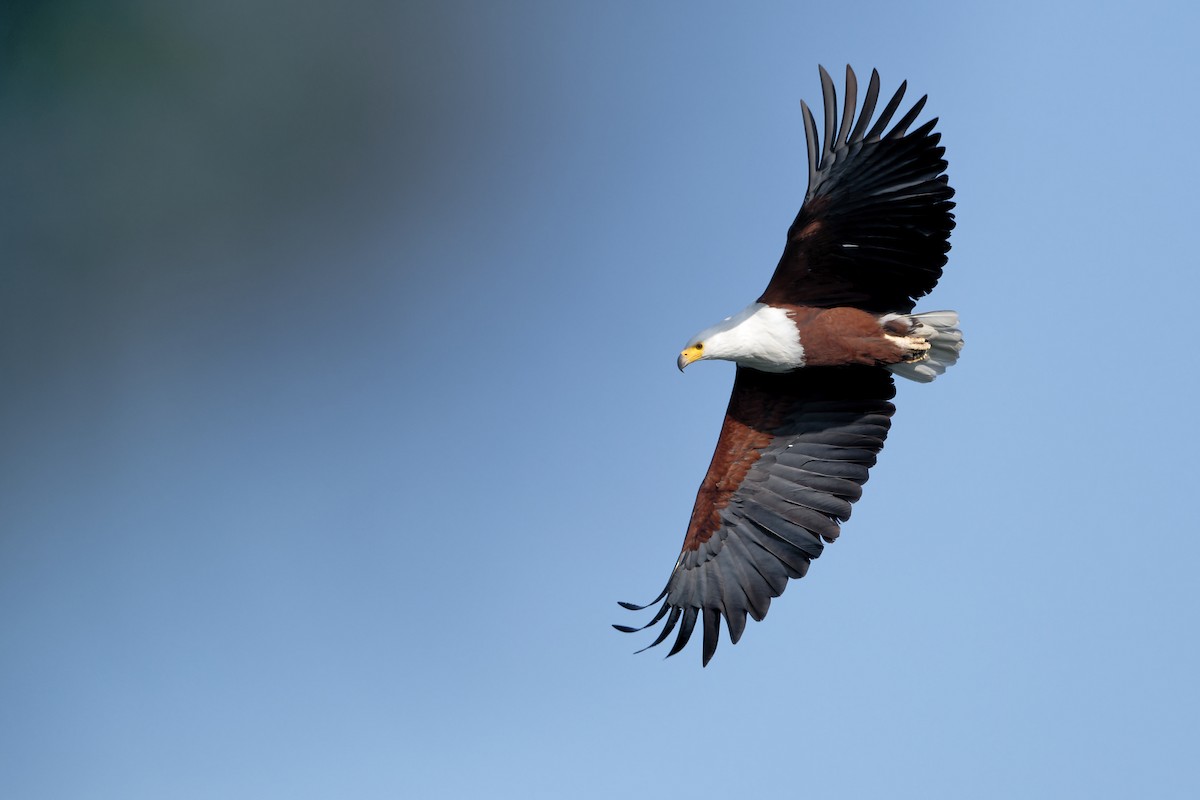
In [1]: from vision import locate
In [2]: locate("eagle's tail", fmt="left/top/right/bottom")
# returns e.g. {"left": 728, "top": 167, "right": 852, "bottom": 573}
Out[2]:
{"left": 884, "top": 310, "right": 963, "bottom": 383}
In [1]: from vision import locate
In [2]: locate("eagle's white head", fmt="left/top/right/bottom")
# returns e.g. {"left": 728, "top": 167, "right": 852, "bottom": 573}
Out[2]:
{"left": 677, "top": 303, "right": 807, "bottom": 373}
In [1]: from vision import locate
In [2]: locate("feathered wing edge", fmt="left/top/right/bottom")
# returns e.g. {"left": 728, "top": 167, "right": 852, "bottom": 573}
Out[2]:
{"left": 801, "top": 65, "right": 928, "bottom": 200}
{"left": 615, "top": 367, "right": 896, "bottom": 665}
{"left": 759, "top": 65, "right": 956, "bottom": 313}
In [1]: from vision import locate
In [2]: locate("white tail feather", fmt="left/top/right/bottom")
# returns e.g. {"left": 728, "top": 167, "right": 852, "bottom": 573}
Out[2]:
{"left": 884, "top": 310, "right": 963, "bottom": 383}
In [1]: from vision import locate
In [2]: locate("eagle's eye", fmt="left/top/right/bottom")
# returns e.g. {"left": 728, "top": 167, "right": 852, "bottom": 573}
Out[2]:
{"left": 695, "top": 343, "right": 704, "bottom": 351}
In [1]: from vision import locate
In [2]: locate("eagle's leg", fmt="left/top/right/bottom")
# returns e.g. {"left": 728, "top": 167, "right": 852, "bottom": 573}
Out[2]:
{"left": 884, "top": 335, "right": 932, "bottom": 363}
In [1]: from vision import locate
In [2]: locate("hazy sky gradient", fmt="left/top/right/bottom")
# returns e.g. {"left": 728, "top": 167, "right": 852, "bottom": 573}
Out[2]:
{"left": 3, "top": 1, "right": 1199, "bottom": 797}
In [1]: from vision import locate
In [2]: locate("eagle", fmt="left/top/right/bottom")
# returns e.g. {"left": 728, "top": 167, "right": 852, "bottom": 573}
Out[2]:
{"left": 616, "top": 66, "right": 960, "bottom": 665}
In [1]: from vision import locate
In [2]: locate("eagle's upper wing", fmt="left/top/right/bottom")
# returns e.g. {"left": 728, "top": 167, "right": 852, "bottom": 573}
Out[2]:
{"left": 616, "top": 366, "right": 895, "bottom": 665}
{"left": 757, "top": 66, "right": 956, "bottom": 314}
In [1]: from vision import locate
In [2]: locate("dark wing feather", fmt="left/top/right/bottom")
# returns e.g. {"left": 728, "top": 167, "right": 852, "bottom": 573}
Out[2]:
{"left": 616, "top": 366, "right": 895, "bottom": 665}
{"left": 758, "top": 65, "right": 955, "bottom": 314}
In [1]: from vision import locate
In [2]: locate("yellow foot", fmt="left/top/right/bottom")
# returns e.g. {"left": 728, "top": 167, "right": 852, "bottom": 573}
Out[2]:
{"left": 884, "top": 334, "right": 930, "bottom": 362}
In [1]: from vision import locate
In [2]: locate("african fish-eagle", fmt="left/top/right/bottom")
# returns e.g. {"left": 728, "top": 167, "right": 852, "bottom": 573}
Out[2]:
{"left": 615, "top": 66, "right": 961, "bottom": 665}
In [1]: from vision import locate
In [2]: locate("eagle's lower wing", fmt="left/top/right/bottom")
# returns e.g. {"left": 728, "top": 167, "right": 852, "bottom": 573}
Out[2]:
{"left": 616, "top": 366, "right": 896, "bottom": 665}
{"left": 757, "top": 66, "right": 955, "bottom": 314}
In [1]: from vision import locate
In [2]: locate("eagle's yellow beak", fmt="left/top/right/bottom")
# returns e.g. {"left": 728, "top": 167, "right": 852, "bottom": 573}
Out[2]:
{"left": 677, "top": 345, "right": 703, "bottom": 372}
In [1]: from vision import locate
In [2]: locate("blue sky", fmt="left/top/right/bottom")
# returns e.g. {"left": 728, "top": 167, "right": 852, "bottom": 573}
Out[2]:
{"left": 3, "top": 1, "right": 1199, "bottom": 797}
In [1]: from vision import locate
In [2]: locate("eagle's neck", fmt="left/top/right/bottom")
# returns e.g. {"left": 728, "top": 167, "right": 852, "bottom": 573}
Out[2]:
{"left": 701, "top": 303, "right": 806, "bottom": 372}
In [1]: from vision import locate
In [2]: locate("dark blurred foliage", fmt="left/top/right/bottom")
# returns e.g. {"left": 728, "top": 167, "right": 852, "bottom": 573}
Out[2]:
{"left": 0, "top": 1, "right": 502, "bottom": 439}
{"left": 0, "top": 0, "right": 475, "bottom": 266}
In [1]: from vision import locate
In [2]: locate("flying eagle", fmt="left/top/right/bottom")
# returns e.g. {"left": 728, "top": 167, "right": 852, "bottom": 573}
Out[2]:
{"left": 616, "top": 66, "right": 960, "bottom": 665}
